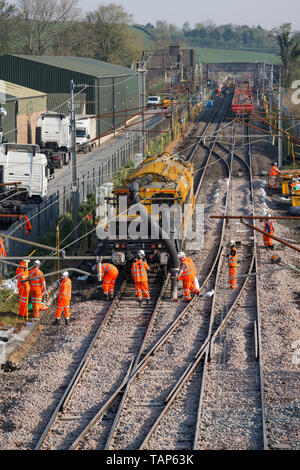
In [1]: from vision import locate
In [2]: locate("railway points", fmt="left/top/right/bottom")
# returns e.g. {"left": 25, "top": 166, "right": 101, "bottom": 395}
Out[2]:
{"left": 0, "top": 68, "right": 299, "bottom": 452}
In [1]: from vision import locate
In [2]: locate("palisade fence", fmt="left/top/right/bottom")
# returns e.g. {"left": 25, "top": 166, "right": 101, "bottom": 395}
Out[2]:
{"left": 1, "top": 101, "right": 196, "bottom": 271}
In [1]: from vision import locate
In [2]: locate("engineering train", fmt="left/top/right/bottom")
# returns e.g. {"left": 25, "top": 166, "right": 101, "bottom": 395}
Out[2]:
{"left": 95, "top": 152, "right": 195, "bottom": 271}
{"left": 232, "top": 81, "right": 254, "bottom": 115}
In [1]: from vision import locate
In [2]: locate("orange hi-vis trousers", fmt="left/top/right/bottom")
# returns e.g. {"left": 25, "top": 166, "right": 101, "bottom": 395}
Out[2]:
{"left": 179, "top": 275, "right": 199, "bottom": 300}
{"left": 30, "top": 286, "right": 43, "bottom": 318}
{"left": 229, "top": 267, "right": 237, "bottom": 289}
{"left": 134, "top": 281, "right": 150, "bottom": 300}
{"left": 102, "top": 266, "right": 119, "bottom": 295}
{"left": 56, "top": 300, "right": 70, "bottom": 319}
{"left": 18, "top": 282, "right": 30, "bottom": 318}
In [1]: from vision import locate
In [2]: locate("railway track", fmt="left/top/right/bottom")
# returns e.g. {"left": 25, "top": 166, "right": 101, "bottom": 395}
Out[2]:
{"left": 30, "top": 96, "right": 265, "bottom": 450}
{"left": 137, "top": 116, "right": 267, "bottom": 450}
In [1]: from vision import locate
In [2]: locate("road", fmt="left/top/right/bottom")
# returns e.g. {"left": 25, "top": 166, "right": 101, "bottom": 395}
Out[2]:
{"left": 48, "top": 109, "right": 163, "bottom": 196}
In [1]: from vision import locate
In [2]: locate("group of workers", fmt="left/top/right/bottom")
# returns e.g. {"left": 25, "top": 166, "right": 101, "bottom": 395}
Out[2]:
{"left": 0, "top": 182, "right": 278, "bottom": 325}
{"left": 98, "top": 250, "right": 199, "bottom": 303}
{"left": 14, "top": 259, "right": 71, "bottom": 325}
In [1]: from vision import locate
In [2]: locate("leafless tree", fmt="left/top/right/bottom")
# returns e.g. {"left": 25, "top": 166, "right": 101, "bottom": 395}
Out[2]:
{"left": 16, "top": 0, "right": 81, "bottom": 55}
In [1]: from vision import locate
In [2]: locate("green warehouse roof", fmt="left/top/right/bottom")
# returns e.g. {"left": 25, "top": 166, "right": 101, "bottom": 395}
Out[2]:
{"left": 12, "top": 55, "right": 136, "bottom": 77}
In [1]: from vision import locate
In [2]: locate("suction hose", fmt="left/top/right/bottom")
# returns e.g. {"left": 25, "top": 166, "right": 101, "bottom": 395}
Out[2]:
{"left": 129, "top": 179, "right": 179, "bottom": 300}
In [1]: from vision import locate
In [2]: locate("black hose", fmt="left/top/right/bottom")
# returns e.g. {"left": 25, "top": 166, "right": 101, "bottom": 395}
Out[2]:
{"left": 131, "top": 178, "right": 179, "bottom": 299}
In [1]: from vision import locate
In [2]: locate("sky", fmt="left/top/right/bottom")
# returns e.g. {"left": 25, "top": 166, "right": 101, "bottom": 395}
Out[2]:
{"left": 77, "top": 0, "right": 300, "bottom": 31}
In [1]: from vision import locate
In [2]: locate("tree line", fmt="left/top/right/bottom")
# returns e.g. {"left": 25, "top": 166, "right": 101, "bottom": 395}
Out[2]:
{"left": 144, "top": 20, "right": 280, "bottom": 53}
{"left": 0, "top": 0, "right": 143, "bottom": 66}
{"left": 1, "top": 1, "right": 299, "bottom": 88}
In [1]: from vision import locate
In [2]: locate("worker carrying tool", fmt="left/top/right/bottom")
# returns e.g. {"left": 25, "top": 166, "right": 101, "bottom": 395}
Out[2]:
{"left": 131, "top": 250, "right": 150, "bottom": 305}
{"left": 178, "top": 252, "right": 199, "bottom": 301}
{"left": 263, "top": 213, "right": 275, "bottom": 250}
{"left": 268, "top": 162, "right": 281, "bottom": 189}
{"left": 97, "top": 262, "right": 119, "bottom": 300}
{"left": 28, "top": 260, "right": 46, "bottom": 319}
{"left": 227, "top": 241, "right": 237, "bottom": 290}
{"left": 0, "top": 237, "right": 7, "bottom": 257}
{"left": 54, "top": 271, "right": 72, "bottom": 325}
{"left": 16, "top": 259, "right": 30, "bottom": 318}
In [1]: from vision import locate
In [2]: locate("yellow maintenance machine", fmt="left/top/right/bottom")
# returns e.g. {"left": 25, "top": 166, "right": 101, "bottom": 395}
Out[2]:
{"left": 98, "top": 152, "right": 195, "bottom": 268}
{"left": 279, "top": 169, "right": 300, "bottom": 207}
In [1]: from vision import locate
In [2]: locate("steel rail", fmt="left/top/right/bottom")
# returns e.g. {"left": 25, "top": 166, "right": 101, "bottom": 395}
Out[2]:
{"left": 35, "top": 274, "right": 166, "bottom": 451}
{"left": 139, "top": 103, "right": 236, "bottom": 450}
{"left": 246, "top": 122, "right": 268, "bottom": 450}
{"left": 68, "top": 98, "right": 235, "bottom": 450}
{"left": 139, "top": 116, "right": 266, "bottom": 450}
{"left": 34, "top": 278, "right": 128, "bottom": 450}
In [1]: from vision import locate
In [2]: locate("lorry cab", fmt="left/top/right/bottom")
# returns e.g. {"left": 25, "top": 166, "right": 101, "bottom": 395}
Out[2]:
{"left": 0, "top": 143, "right": 47, "bottom": 201}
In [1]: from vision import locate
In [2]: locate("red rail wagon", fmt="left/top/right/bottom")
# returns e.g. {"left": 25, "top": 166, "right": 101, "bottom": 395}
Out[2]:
{"left": 232, "top": 81, "right": 254, "bottom": 115}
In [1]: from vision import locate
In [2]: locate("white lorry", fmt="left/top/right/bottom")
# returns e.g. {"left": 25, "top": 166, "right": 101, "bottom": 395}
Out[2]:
{"left": 75, "top": 116, "right": 97, "bottom": 153}
{"left": 0, "top": 143, "right": 48, "bottom": 202}
{"left": 36, "top": 112, "right": 71, "bottom": 169}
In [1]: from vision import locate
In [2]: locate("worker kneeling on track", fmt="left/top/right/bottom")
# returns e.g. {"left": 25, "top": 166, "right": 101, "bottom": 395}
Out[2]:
{"left": 131, "top": 250, "right": 150, "bottom": 305}
{"left": 28, "top": 260, "right": 46, "bottom": 319}
{"left": 98, "top": 262, "right": 119, "bottom": 300}
{"left": 16, "top": 259, "right": 30, "bottom": 319}
{"left": 54, "top": 271, "right": 72, "bottom": 325}
{"left": 227, "top": 240, "right": 238, "bottom": 290}
{"left": 178, "top": 252, "right": 199, "bottom": 301}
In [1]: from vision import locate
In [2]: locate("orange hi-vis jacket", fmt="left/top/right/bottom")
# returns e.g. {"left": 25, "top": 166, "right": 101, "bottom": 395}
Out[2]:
{"left": 270, "top": 165, "right": 280, "bottom": 178}
{"left": 98, "top": 263, "right": 119, "bottom": 295}
{"left": 16, "top": 262, "right": 28, "bottom": 289}
{"left": 228, "top": 248, "right": 237, "bottom": 268}
{"left": 28, "top": 267, "right": 45, "bottom": 289}
{"left": 0, "top": 238, "right": 6, "bottom": 257}
{"left": 264, "top": 219, "right": 274, "bottom": 235}
{"left": 16, "top": 262, "right": 30, "bottom": 318}
{"left": 99, "top": 263, "right": 119, "bottom": 279}
{"left": 56, "top": 278, "right": 72, "bottom": 319}
{"left": 131, "top": 259, "right": 150, "bottom": 282}
{"left": 178, "top": 257, "right": 197, "bottom": 279}
{"left": 58, "top": 278, "right": 72, "bottom": 303}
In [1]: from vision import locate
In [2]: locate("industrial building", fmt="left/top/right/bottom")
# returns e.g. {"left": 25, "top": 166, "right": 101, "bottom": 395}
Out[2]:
{"left": 0, "top": 55, "right": 140, "bottom": 137}
{"left": 0, "top": 80, "right": 47, "bottom": 144}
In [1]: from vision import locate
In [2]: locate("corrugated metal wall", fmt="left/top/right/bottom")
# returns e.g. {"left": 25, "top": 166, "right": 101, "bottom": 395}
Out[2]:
{"left": 0, "top": 55, "right": 139, "bottom": 140}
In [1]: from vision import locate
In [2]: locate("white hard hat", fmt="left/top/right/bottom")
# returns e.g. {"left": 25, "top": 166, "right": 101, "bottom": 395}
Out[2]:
{"left": 267, "top": 212, "right": 272, "bottom": 217}
{"left": 178, "top": 251, "right": 186, "bottom": 258}
{"left": 137, "top": 250, "right": 145, "bottom": 257}
{"left": 62, "top": 271, "right": 69, "bottom": 278}
{"left": 34, "top": 260, "right": 41, "bottom": 265}
{"left": 230, "top": 240, "right": 235, "bottom": 246}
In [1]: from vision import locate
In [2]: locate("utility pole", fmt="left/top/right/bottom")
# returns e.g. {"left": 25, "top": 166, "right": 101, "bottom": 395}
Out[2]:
{"left": 278, "top": 79, "right": 283, "bottom": 168}
{"left": 269, "top": 65, "right": 273, "bottom": 138}
{"left": 170, "top": 62, "right": 174, "bottom": 140}
{"left": 200, "top": 63, "right": 203, "bottom": 99}
{"left": 138, "top": 65, "right": 147, "bottom": 157}
{"left": 70, "top": 79, "right": 79, "bottom": 249}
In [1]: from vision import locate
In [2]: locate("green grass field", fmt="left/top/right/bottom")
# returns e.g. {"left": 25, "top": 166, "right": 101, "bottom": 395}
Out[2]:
{"left": 194, "top": 47, "right": 280, "bottom": 64}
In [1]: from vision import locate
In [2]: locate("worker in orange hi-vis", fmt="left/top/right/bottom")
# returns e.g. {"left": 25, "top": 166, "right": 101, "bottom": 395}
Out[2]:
{"left": 28, "top": 260, "right": 46, "bottom": 319}
{"left": 268, "top": 161, "right": 281, "bottom": 189}
{"left": 227, "top": 241, "right": 238, "bottom": 290}
{"left": 97, "top": 262, "right": 119, "bottom": 300}
{"left": 54, "top": 271, "right": 72, "bottom": 326}
{"left": 178, "top": 252, "right": 200, "bottom": 301}
{"left": 131, "top": 250, "right": 150, "bottom": 305}
{"left": 263, "top": 213, "right": 275, "bottom": 251}
{"left": 16, "top": 259, "right": 30, "bottom": 319}
{"left": 0, "top": 237, "right": 7, "bottom": 257}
